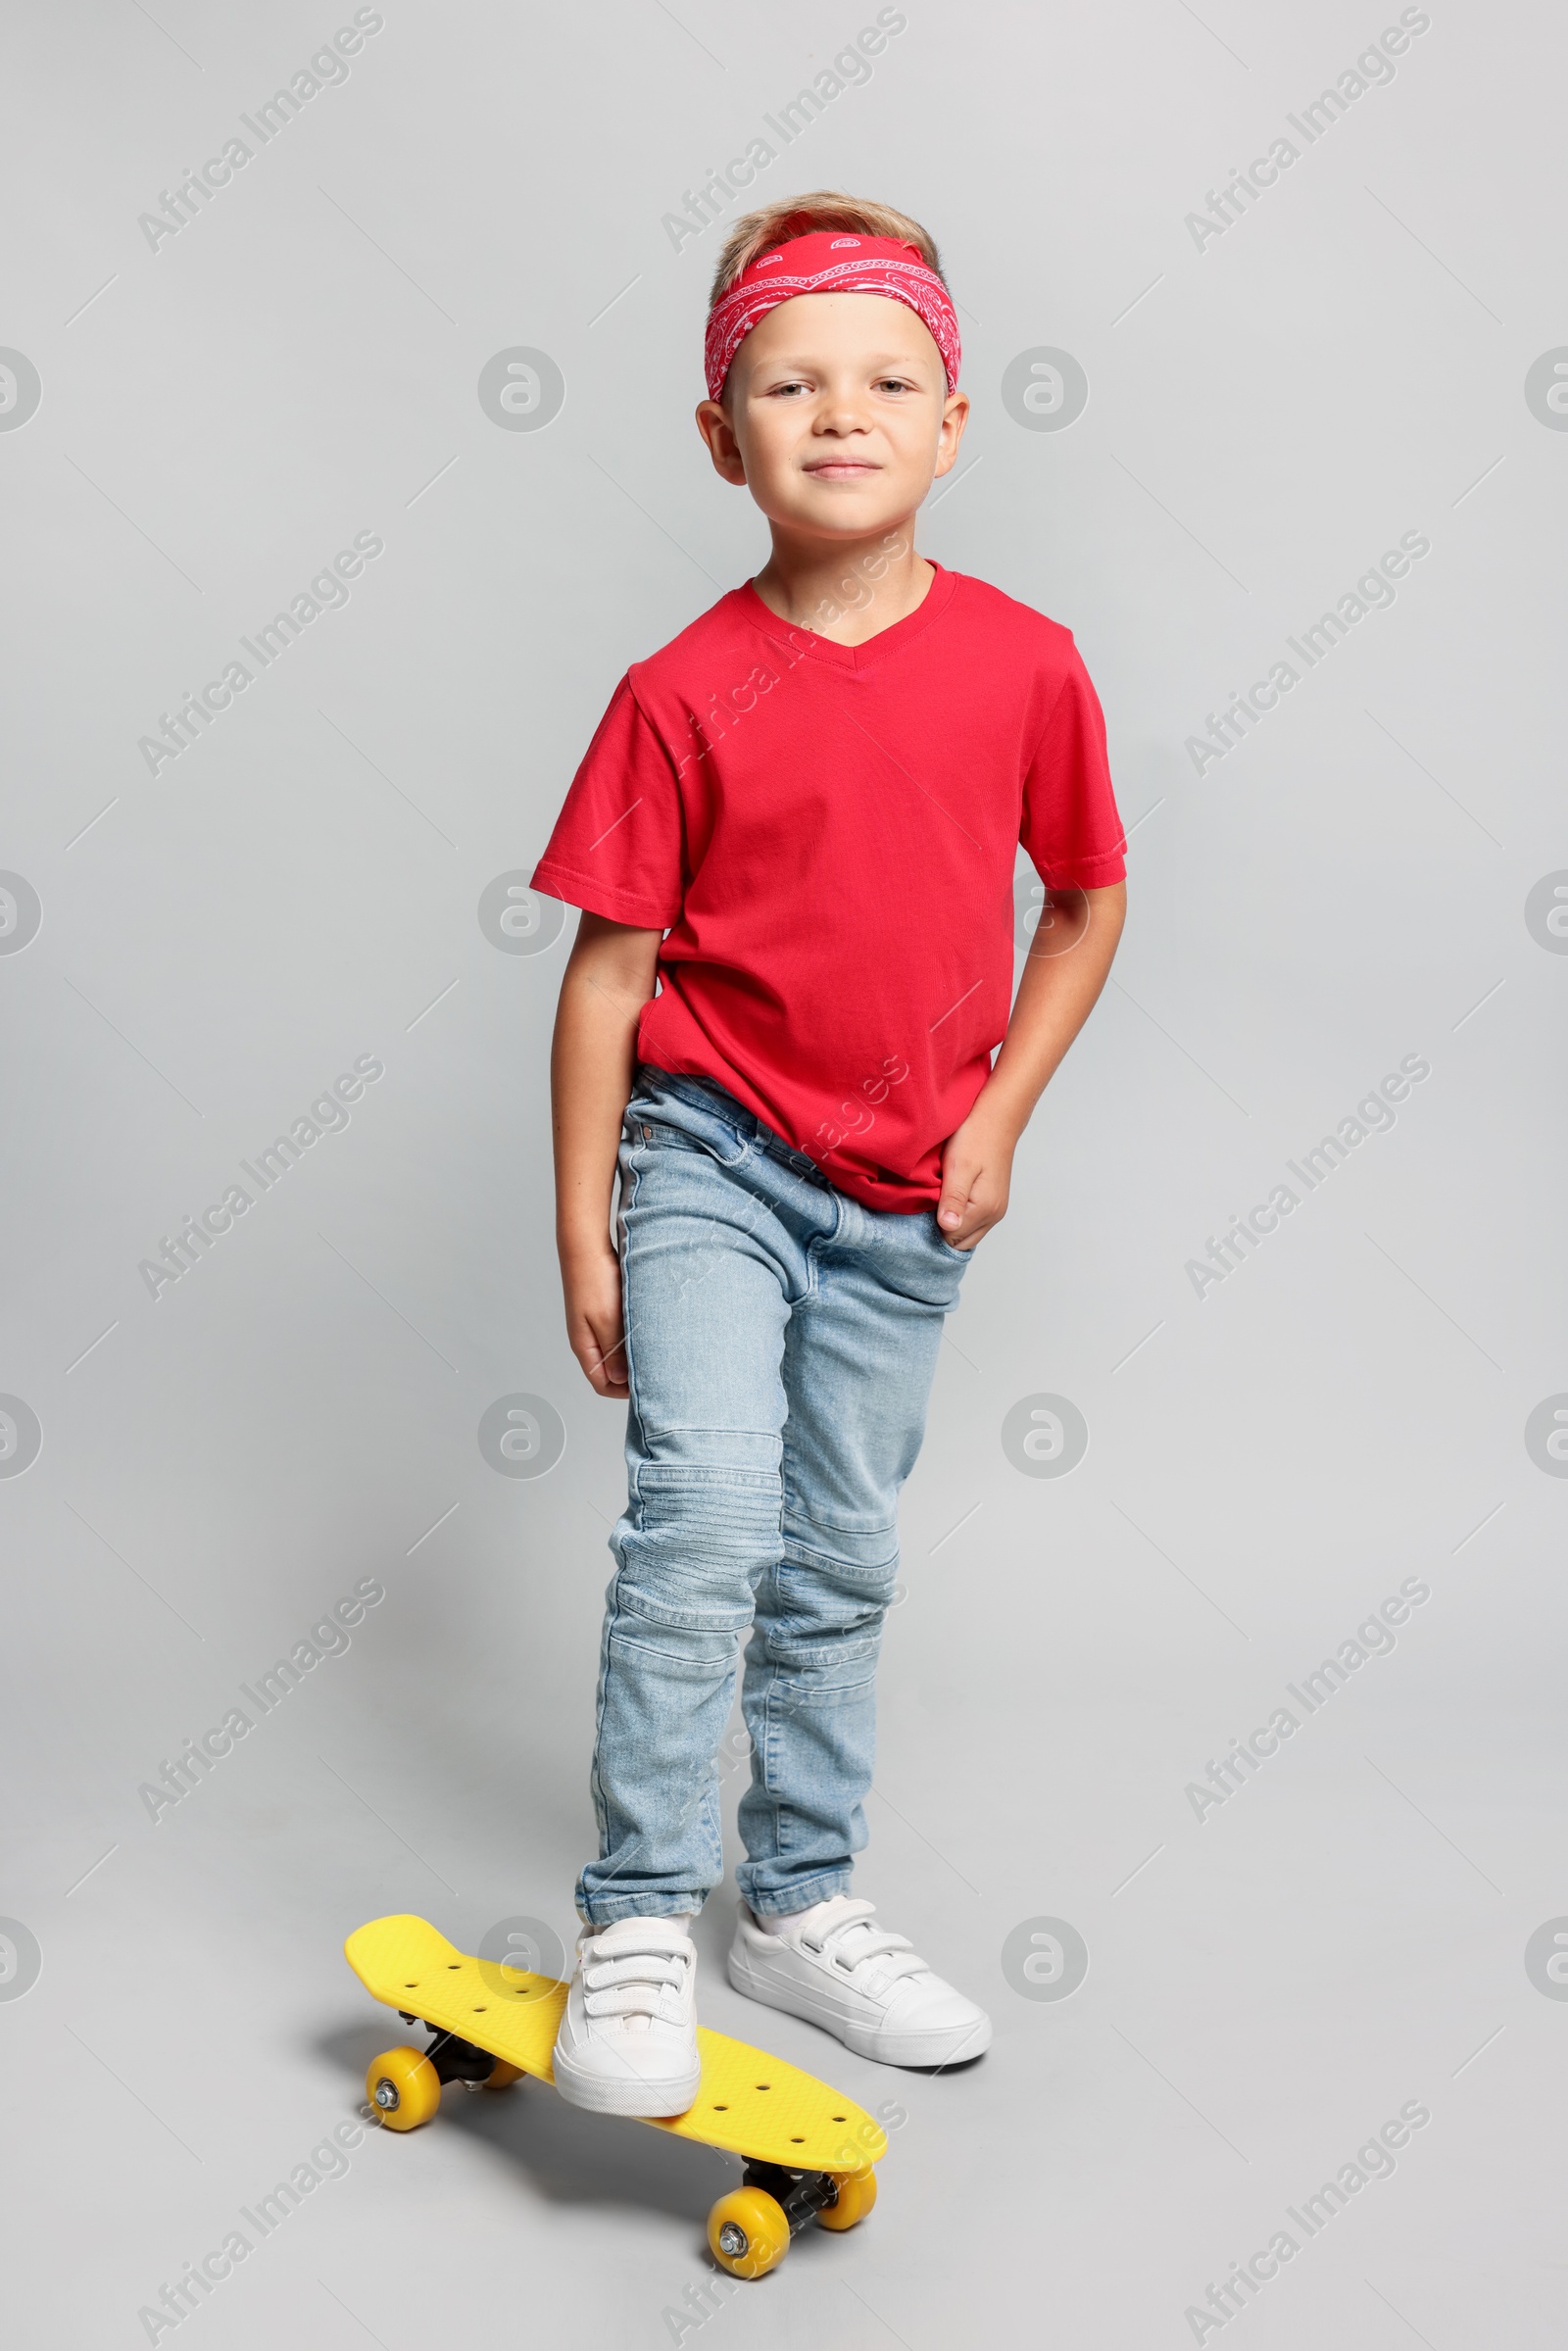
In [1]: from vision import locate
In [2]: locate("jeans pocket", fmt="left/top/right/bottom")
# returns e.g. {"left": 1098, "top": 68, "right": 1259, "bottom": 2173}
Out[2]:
{"left": 628, "top": 1072, "right": 750, "bottom": 1166}
{"left": 930, "top": 1212, "right": 975, "bottom": 1263}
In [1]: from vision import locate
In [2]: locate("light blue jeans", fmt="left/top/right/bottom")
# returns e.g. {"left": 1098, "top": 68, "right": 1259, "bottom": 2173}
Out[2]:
{"left": 577, "top": 1066, "right": 970, "bottom": 1924}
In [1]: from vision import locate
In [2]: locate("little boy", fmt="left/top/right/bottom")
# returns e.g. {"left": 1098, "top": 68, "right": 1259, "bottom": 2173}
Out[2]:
{"left": 531, "top": 192, "right": 1127, "bottom": 2116}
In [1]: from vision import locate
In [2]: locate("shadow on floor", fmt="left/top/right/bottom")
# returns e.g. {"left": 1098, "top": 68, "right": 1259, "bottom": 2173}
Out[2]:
{"left": 315, "top": 2014, "right": 735, "bottom": 2228}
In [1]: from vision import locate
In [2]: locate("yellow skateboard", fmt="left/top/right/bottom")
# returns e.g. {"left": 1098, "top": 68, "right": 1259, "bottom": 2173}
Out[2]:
{"left": 345, "top": 1914, "right": 886, "bottom": 2278}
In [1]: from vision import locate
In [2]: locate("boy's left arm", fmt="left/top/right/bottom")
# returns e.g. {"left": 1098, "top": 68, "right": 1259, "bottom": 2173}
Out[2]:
{"left": 937, "top": 881, "right": 1126, "bottom": 1249}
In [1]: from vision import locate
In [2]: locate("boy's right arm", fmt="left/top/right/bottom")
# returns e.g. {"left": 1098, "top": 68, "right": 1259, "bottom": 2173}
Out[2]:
{"left": 549, "top": 911, "right": 662, "bottom": 1397}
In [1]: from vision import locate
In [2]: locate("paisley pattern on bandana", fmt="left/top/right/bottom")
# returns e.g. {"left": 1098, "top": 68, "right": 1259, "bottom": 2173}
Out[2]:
{"left": 704, "top": 231, "right": 961, "bottom": 399}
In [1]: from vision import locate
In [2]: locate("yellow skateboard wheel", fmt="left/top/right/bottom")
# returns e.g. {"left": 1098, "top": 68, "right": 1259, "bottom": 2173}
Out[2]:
{"left": 708, "top": 2185, "right": 791, "bottom": 2279}
{"left": 483, "top": 2060, "right": 524, "bottom": 2091}
{"left": 367, "top": 2045, "right": 442, "bottom": 2131}
{"left": 817, "top": 2168, "right": 877, "bottom": 2230}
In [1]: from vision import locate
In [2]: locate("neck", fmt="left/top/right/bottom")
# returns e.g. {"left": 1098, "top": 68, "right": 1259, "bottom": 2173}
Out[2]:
{"left": 751, "top": 519, "right": 932, "bottom": 646}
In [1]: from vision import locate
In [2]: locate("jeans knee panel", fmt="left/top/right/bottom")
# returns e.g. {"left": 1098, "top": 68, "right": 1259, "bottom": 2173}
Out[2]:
{"left": 781, "top": 1507, "right": 900, "bottom": 1578}
{"left": 611, "top": 1552, "right": 761, "bottom": 1633}
{"left": 613, "top": 1465, "right": 783, "bottom": 1631}
{"left": 747, "top": 1570, "right": 890, "bottom": 1672}
{"left": 607, "top": 1617, "right": 738, "bottom": 1673}
{"left": 770, "top": 1548, "right": 900, "bottom": 1628}
{"left": 749, "top": 1628, "right": 886, "bottom": 1678}
{"left": 746, "top": 1638, "right": 882, "bottom": 1703}
{"left": 635, "top": 1458, "right": 781, "bottom": 1501}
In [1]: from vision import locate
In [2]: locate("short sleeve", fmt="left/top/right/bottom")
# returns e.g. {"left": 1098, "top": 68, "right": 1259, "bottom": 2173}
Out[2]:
{"left": 530, "top": 677, "right": 685, "bottom": 927}
{"left": 1020, "top": 642, "right": 1127, "bottom": 889}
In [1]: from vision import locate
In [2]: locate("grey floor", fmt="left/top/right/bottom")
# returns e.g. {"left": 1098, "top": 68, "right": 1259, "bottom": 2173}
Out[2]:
{"left": 8, "top": 1232, "right": 1564, "bottom": 2349}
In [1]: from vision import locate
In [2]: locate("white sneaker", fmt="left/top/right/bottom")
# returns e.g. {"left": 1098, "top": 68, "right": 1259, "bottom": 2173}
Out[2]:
{"left": 551, "top": 1918, "right": 702, "bottom": 2117}
{"left": 727, "top": 1896, "right": 992, "bottom": 2069}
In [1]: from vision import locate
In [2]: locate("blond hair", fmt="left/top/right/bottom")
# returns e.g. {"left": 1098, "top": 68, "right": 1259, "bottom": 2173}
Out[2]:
{"left": 709, "top": 190, "right": 945, "bottom": 309}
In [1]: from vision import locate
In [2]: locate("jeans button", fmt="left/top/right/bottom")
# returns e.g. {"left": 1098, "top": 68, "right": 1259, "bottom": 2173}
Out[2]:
{"left": 642, "top": 1125, "right": 653, "bottom": 1141}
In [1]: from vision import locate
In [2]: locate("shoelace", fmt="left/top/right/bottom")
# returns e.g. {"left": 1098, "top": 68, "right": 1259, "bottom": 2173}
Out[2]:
{"left": 580, "top": 1936, "right": 693, "bottom": 2029}
{"left": 800, "top": 1898, "right": 930, "bottom": 1986}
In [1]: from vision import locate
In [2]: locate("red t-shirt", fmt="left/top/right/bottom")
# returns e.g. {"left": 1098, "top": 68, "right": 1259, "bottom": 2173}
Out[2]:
{"left": 531, "top": 564, "right": 1125, "bottom": 1210}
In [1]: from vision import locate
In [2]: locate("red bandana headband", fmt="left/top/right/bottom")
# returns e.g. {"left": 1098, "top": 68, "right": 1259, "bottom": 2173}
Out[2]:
{"left": 704, "top": 231, "right": 961, "bottom": 400}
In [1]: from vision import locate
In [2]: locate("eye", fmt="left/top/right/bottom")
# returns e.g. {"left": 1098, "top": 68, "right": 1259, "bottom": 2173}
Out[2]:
{"left": 875, "top": 377, "right": 915, "bottom": 395}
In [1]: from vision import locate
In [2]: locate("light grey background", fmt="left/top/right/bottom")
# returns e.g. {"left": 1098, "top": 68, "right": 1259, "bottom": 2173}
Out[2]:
{"left": 4, "top": 1, "right": 1564, "bottom": 2343}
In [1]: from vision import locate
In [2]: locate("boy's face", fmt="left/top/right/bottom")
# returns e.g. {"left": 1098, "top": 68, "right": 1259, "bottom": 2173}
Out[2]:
{"left": 698, "top": 293, "right": 968, "bottom": 538}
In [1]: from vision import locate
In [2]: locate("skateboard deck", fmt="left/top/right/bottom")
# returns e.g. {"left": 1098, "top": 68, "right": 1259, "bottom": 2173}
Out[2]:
{"left": 346, "top": 1912, "right": 887, "bottom": 2180}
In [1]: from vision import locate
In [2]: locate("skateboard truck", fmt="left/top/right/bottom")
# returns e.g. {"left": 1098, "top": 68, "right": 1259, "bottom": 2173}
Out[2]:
{"left": 372, "top": 2020, "right": 517, "bottom": 2111}
{"left": 708, "top": 2159, "right": 875, "bottom": 2276}
{"left": 740, "top": 2161, "right": 840, "bottom": 2231}
{"left": 414, "top": 2023, "right": 504, "bottom": 2085}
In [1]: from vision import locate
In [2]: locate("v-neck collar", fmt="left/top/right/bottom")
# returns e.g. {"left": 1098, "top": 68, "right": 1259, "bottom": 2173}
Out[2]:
{"left": 738, "top": 561, "right": 958, "bottom": 672}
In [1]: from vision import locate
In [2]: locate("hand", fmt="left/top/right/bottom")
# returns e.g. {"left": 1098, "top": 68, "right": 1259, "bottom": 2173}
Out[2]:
{"left": 562, "top": 1243, "right": 629, "bottom": 1396}
{"left": 936, "top": 1106, "right": 1017, "bottom": 1251}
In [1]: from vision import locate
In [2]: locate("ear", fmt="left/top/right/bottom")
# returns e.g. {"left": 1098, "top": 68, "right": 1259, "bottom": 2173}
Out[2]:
{"left": 932, "top": 389, "right": 970, "bottom": 477}
{"left": 696, "top": 398, "right": 748, "bottom": 485}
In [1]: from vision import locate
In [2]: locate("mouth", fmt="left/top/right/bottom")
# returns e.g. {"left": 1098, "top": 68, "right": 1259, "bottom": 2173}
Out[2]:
{"left": 802, "top": 461, "right": 880, "bottom": 480}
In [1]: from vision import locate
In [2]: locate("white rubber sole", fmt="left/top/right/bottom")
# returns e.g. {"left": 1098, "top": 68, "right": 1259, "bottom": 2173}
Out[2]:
{"left": 551, "top": 2039, "right": 701, "bottom": 2118}
{"left": 727, "top": 1944, "right": 993, "bottom": 2069}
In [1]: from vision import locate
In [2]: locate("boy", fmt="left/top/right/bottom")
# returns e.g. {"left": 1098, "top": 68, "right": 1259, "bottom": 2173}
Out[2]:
{"left": 531, "top": 193, "right": 1127, "bottom": 2116}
